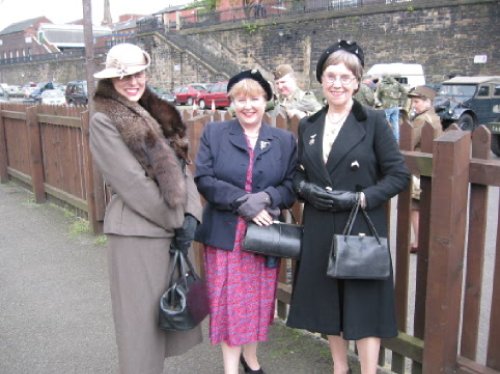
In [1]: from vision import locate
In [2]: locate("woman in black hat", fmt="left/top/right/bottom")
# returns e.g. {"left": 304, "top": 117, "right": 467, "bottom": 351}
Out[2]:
{"left": 286, "top": 41, "right": 410, "bottom": 374}
{"left": 194, "top": 69, "right": 297, "bottom": 374}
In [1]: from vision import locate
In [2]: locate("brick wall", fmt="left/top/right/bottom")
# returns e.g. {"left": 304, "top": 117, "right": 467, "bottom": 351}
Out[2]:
{"left": 0, "top": 0, "right": 498, "bottom": 92}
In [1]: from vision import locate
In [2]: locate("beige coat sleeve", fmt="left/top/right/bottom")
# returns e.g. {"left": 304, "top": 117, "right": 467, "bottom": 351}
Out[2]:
{"left": 90, "top": 112, "right": 185, "bottom": 236}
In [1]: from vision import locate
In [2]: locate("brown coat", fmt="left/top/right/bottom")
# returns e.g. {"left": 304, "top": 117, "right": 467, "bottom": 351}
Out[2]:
{"left": 411, "top": 108, "right": 442, "bottom": 151}
{"left": 90, "top": 86, "right": 203, "bottom": 374}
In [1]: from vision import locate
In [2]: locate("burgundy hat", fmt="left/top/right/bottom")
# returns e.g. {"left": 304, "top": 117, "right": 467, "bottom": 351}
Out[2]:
{"left": 316, "top": 40, "right": 365, "bottom": 83}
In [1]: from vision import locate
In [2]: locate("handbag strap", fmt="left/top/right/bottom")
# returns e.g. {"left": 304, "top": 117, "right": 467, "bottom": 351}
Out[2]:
{"left": 360, "top": 208, "right": 382, "bottom": 244}
{"left": 340, "top": 196, "right": 382, "bottom": 245}
{"left": 341, "top": 193, "right": 361, "bottom": 235}
{"left": 167, "top": 249, "right": 181, "bottom": 288}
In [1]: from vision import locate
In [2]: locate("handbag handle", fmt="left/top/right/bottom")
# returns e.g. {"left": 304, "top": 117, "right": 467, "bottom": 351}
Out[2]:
{"left": 341, "top": 193, "right": 382, "bottom": 245}
{"left": 341, "top": 193, "right": 361, "bottom": 235}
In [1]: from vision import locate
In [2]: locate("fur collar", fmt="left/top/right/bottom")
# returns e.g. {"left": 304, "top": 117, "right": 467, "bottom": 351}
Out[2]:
{"left": 93, "top": 80, "right": 187, "bottom": 208}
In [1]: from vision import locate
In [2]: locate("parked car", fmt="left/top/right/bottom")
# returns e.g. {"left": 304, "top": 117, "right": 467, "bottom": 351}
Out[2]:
{"left": 28, "top": 82, "right": 62, "bottom": 103}
{"left": 40, "top": 89, "right": 66, "bottom": 105}
{"left": 174, "top": 84, "right": 207, "bottom": 106}
{"left": 65, "top": 80, "right": 88, "bottom": 106}
{"left": 195, "top": 81, "right": 230, "bottom": 109}
{"left": 0, "top": 85, "right": 9, "bottom": 102}
{"left": 149, "top": 86, "right": 175, "bottom": 104}
{"left": 434, "top": 76, "right": 500, "bottom": 131}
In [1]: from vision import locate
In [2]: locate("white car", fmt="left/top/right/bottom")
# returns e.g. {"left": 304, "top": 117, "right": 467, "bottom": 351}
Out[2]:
{"left": 40, "top": 89, "right": 66, "bottom": 105}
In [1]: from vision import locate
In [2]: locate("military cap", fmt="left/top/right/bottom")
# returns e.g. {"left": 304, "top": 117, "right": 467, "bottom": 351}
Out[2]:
{"left": 407, "top": 86, "right": 436, "bottom": 100}
{"left": 273, "top": 64, "right": 295, "bottom": 80}
{"left": 227, "top": 69, "right": 273, "bottom": 101}
{"left": 316, "top": 40, "right": 365, "bottom": 83}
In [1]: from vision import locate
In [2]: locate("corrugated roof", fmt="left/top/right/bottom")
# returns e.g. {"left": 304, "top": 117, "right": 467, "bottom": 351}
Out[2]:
{"left": 0, "top": 16, "right": 50, "bottom": 35}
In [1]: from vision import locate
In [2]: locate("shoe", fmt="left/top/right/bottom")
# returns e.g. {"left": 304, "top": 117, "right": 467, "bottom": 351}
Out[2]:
{"left": 240, "top": 355, "right": 265, "bottom": 374}
{"left": 410, "top": 245, "right": 418, "bottom": 254}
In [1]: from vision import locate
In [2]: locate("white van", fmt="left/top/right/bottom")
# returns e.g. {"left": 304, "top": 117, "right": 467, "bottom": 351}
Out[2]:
{"left": 366, "top": 63, "right": 426, "bottom": 88}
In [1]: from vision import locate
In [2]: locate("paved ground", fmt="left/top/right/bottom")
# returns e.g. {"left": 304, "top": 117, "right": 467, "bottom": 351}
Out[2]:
{"left": 0, "top": 182, "right": 342, "bottom": 374}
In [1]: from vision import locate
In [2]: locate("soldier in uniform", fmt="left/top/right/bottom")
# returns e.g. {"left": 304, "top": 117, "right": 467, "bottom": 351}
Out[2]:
{"left": 273, "top": 64, "right": 322, "bottom": 119}
{"left": 407, "top": 85, "right": 442, "bottom": 254}
{"left": 354, "top": 76, "right": 376, "bottom": 107}
{"left": 375, "top": 75, "right": 408, "bottom": 141}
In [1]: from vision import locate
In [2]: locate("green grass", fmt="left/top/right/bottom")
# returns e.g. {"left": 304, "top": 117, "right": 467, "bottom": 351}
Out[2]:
{"left": 94, "top": 235, "right": 108, "bottom": 246}
{"left": 69, "top": 217, "right": 90, "bottom": 237}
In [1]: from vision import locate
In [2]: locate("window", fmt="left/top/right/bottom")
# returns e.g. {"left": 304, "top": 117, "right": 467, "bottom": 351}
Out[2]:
{"left": 493, "top": 85, "right": 500, "bottom": 97}
{"left": 477, "top": 86, "right": 489, "bottom": 97}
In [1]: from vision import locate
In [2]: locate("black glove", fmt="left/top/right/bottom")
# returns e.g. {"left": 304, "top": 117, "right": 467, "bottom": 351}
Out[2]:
{"left": 172, "top": 214, "right": 198, "bottom": 254}
{"left": 328, "top": 191, "right": 358, "bottom": 212}
{"left": 296, "top": 180, "right": 335, "bottom": 211}
{"left": 235, "top": 192, "right": 271, "bottom": 220}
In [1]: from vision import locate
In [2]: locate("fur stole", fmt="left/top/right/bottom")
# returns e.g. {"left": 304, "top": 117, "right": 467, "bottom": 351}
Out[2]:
{"left": 94, "top": 79, "right": 187, "bottom": 208}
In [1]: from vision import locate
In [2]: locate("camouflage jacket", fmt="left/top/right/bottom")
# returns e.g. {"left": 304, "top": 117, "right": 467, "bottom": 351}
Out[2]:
{"left": 375, "top": 77, "right": 407, "bottom": 109}
{"left": 276, "top": 88, "right": 322, "bottom": 117}
{"left": 354, "top": 83, "right": 375, "bottom": 107}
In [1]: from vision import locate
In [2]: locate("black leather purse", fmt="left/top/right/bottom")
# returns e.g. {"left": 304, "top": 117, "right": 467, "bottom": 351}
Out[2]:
{"left": 243, "top": 220, "right": 303, "bottom": 259}
{"left": 159, "top": 248, "right": 209, "bottom": 331}
{"left": 326, "top": 195, "right": 390, "bottom": 280}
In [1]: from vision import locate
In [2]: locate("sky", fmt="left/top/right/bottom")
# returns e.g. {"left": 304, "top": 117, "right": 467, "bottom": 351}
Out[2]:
{"left": 0, "top": 0, "right": 192, "bottom": 31}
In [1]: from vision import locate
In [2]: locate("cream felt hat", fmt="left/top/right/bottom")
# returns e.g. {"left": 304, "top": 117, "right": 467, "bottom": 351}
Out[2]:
{"left": 94, "top": 43, "right": 151, "bottom": 79}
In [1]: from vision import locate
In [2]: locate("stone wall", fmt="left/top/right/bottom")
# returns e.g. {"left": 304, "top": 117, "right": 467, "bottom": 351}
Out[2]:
{"left": 0, "top": 0, "right": 498, "bottom": 93}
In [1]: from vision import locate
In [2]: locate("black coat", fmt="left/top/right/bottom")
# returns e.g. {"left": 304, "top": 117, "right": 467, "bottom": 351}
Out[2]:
{"left": 286, "top": 101, "right": 411, "bottom": 340}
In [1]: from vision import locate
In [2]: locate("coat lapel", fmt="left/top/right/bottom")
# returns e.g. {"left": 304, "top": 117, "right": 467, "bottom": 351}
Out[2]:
{"left": 326, "top": 101, "right": 367, "bottom": 174}
{"left": 227, "top": 119, "right": 249, "bottom": 152}
{"left": 301, "top": 110, "right": 332, "bottom": 185}
{"left": 253, "top": 124, "right": 274, "bottom": 158}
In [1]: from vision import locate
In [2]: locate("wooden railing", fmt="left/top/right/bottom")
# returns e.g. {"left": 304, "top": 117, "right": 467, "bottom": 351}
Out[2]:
{"left": 1, "top": 102, "right": 499, "bottom": 373}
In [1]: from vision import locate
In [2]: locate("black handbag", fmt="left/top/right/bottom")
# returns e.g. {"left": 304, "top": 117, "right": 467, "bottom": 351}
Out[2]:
{"left": 326, "top": 195, "right": 390, "bottom": 280}
{"left": 159, "top": 248, "right": 209, "bottom": 331}
{"left": 243, "top": 220, "right": 303, "bottom": 259}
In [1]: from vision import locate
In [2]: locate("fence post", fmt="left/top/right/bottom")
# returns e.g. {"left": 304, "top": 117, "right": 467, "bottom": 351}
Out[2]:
{"left": 0, "top": 104, "right": 8, "bottom": 182}
{"left": 80, "top": 110, "right": 101, "bottom": 234}
{"left": 26, "top": 106, "right": 46, "bottom": 203}
{"left": 461, "top": 126, "right": 490, "bottom": 360}
{"left": 422, "top": 130, "right": 470, "bottom": 372}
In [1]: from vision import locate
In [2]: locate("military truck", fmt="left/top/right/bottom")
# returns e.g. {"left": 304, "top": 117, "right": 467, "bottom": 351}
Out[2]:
{"left": 434, "top": 76, "right": 500, "bottom": 131}
{"left": 486, "top": 119, "right": 500, "bottom": 156}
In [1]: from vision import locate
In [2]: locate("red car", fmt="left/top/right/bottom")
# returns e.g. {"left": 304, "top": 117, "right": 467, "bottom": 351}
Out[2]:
{"left": 195, "top": 81, "right": 230, "bottom": 109}
{"left": 174, "top": 84, "right": 207, "bottom": 106}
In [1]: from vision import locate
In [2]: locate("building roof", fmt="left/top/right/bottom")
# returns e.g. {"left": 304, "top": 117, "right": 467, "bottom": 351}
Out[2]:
{"left": 154, "top": 4, "right": 187, "bottom": 14}
{"left": 0, "top": 16, "right": 51, "bottom": 35}
{"left": 38, "top": 24, "right": 111, "bottom": 48}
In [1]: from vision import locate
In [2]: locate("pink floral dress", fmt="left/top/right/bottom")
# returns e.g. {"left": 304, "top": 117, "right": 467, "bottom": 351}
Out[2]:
{"left": 203, "top": 137, "right": 279, "bottom": 346}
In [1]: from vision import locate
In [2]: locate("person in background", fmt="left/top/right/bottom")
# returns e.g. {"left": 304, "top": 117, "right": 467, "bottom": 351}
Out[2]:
{"left": 89, "top": 43, "right": 203, "bottom": 374}
{"left": 273, "top": 64, "right": 322, "bottom": 119}
{"left": 407, "top": 85, "right": 442, "bottom": 254}
{"left": 375, "top": 75, "right": 408, "bottom": 141}
{"left": 195, "top": 69, "right": 297, "bottom": 374}
{"left": 354, "top": 76, "right": 376, "bottom": 107}
{"left": 286, "top": 40, "right": 410, "bottom": 374}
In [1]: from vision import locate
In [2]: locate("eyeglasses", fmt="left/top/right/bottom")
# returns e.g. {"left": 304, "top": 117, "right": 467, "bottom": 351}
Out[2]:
{"left": 322, "top": 74, "right": 357, "bottom": 86}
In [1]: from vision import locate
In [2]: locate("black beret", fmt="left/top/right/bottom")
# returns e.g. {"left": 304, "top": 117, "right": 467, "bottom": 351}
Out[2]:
{"left": 227, "top": 69, "right": 273, "bottom": 101}
{"left": 316, "top": 40, "right": 365, "bottom": 83}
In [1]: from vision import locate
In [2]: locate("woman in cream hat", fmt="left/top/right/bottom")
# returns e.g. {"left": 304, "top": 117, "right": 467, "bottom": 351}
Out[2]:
{"left": 89, "top": 43, "right": 203, "bottom": 374}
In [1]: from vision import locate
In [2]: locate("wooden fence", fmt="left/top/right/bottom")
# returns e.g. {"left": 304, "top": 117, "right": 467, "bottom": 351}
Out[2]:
{"left": 0, "top": 102, "right": 499, "bottom": 374}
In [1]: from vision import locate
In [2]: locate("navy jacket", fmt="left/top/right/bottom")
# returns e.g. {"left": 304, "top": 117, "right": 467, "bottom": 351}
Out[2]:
{"left": 194, "top": 119, "right": 297, "bottom": 250}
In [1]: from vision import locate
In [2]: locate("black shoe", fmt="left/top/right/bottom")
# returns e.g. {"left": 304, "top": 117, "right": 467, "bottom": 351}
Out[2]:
{"left": 240, "top": 355, "right": 265, "bottom": 374}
